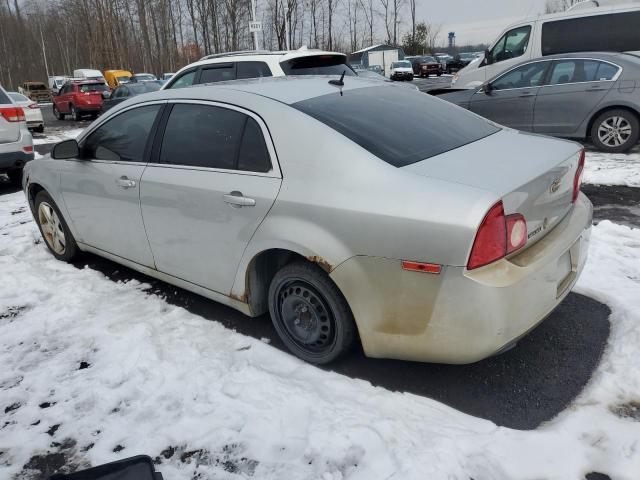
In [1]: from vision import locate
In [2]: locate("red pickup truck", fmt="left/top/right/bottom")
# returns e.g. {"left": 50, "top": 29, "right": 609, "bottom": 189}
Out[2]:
{"left": 52, "top": 80, "right": 109, "bottom": 121}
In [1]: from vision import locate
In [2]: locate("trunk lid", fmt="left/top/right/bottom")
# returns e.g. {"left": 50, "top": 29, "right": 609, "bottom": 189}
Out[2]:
{"left": 403, "top": 129, "right": 582, "bottom": 247}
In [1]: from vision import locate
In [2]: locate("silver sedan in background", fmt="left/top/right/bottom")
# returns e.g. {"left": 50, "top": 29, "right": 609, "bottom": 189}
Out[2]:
{"left": 434, "top": 52, "right": 640, "bottom": 152}
{"left": 23, "top": 77, "right": 592, "bottom": 365}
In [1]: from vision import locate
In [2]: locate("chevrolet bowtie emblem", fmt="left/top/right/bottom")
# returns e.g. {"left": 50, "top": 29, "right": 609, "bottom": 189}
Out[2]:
{"left": 550, "top": 178, "right": 561, "bottom": 193}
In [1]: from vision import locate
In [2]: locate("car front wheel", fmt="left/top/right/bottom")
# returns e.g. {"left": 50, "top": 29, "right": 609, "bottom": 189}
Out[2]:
{"left": 591, "top": 109, "right": 639, "bottom": 153}
{"left": 34, "top": 190, "right": 78, "bottom": 262}
{"left": 268, "top": 261, "right": 357, "bottom": 364}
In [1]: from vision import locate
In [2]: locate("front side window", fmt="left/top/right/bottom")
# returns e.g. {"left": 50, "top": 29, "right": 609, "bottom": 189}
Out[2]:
{"left": 236, "top": 61, "right": 273, "bottom": 80}
{"left": 490, "top": 26, "right": 532, "bottom": 63}
{"left": 168, "top": 70, "right": 196, "bottom": 89}
{"left": 83, "top": 105, "right": 161, "bottom": 162}
{"left": 491, "top": 62, "right": 548, "bottom": 90}
{"left": 199, "top": 65, "right": 236, "bottom": 84}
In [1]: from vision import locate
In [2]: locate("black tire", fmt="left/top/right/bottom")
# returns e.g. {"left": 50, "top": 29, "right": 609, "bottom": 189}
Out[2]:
{"left": 408, "top": 76, "right": 414, "bottom": 81}
{"left": 590, "top": 109, "right": 640, "bottom": 153}
{"left": 268, "top": 261, "right": 357, "bottom": 364}
{"left": 70, "top": 104, "right": 81, "bottom": 121}
{"left": 437, "top": 72, "right": 442, "bottom": 77}
{"left": 35, "top": 124, "right": 44, "bottom": 133}
{"left": 7, "top": 169, "right": 22, "bottom": 185}
{"left": 53, "top": 104, "right": 65, "bottom": 120}
{"left": 34, "top": 190, "right": 79, "bottom": 262}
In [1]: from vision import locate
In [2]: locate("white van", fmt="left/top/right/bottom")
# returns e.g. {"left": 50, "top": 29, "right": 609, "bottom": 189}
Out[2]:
{"left": 72, "top": 69, "right": 107, "bottom": 85}
{"left": 48, "top": 76, "right": 68, "bottom": 94}
{"left": 452, "top": 3, "right": 640, "bottom": 88}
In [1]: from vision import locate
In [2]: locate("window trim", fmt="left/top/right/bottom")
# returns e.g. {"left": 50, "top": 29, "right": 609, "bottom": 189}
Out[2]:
{"left": 484, "top": 57, "right": 622, "bottom": 93}
{"left": 147, "top": 99, "right": 282, "bottom": 178}
{"left": 75, "top": 101, "right": 167, "bottom": 166}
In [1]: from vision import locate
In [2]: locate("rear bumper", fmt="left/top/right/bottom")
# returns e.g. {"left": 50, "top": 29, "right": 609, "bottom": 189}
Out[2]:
{"left": 0, "top": 150, "right": 34, "bottom": 172}
{"left": 76, "top": 105, "right": 101, "bottom": 113}
{"left": 330, "top": 193, "right": 593, "bottom": 364}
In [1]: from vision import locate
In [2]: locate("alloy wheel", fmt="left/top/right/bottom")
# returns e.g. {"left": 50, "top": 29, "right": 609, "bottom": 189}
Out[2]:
{"left": 38, "top": 202, "right": 66, "bottom": 255}
{"left": 276, "top": 279, "right": 336, "bottom": 353}
{"left": 597, "top": 116, "right": 632, "bottom": 147}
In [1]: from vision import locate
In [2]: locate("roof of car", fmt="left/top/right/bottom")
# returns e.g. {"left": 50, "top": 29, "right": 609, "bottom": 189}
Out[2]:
{"left": 138, "top": 75, "right": 403, "bottom": 106}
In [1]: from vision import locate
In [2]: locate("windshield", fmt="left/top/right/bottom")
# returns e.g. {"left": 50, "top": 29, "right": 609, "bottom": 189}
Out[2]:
{"left": 28, "top": 84, "right": 47, "bottom": 90}
{"left": 9, "top": 92, "right": 29, "bottom": 102}
{"left": 79, "top": 83, "right": 108, "bottom": 93}
{"left": 393, "top": 61, "right": 411, "bottom": 68}
{"left": 55, "top": 79, "right": 65, "bottom": 87}
{"left": 129, "top": 83, "right": 161, "bottom": 94}
{"left": 116, "top": 76, "right": 131, "bottom": 83}
{"left": 292, "top": 86, "right": 499, "bottom": 167}
{"left": 280, "top": 55, "right": 356, "bottom": 76}
{"left": 422, "top": 56, "right": 436, "bottom": 62}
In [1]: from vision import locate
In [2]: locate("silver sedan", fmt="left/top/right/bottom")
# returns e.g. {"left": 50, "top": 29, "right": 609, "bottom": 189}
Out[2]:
{"left": 23, "top": 77, "right": 592, "bottom": 364}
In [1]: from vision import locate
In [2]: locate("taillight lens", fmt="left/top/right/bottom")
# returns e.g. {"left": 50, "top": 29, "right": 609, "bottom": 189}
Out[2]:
{"left": 572, "top": 149, "right": 585, "bottom": 203}
{"left": 0, "top": 106, "right": 26, "bottom": 122}
{"left": 467, "top": 201, "right": 527, "bottom": 270}
{"left": 28, "top": 103, "right": 40, "bottom": 109}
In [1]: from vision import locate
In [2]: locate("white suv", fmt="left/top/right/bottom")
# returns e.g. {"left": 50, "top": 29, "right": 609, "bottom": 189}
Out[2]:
{"left": 162, "top": 48, "right": 355, "bottom": 90}
{"left": 0, "top": 84, "right": 34, "bottom": 185}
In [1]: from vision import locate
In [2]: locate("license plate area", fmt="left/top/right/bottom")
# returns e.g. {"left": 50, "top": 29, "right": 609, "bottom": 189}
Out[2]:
{"left": 556, "top": 237, "right": 581, "bottom": 298}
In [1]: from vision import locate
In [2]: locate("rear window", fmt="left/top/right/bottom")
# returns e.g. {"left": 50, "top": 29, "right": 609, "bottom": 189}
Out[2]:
{"left": 280, "top": 55, "right": 356, "bottom": 76}
{"left": 79, "top": 83, "right": 108, "bottom": 92}
{"left": 292, "top": 86, "right": 499, "bottom": 167}
{"left": 9, "top": 93, "right": 28, "bottom": 102}
{"left": 542, "top": 12, "right": 640, "bottom": 55}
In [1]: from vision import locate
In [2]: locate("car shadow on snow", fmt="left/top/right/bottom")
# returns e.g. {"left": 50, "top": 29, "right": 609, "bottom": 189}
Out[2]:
{"left": 72, "top": 252, "right": 611, "bottom": 431}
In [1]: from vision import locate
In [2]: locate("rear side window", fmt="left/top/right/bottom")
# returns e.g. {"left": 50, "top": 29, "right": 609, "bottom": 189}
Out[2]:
{"left": 200, "top": 64, "right": 235, "bottom": 83}
{"left": 292, "top": 86, "right": 499, "bottom": 167}
{"left": 0, "top": 89, "right": 11, "bottom": 104}
{"left": 548, "top": 59, "right": 619, "bottom": 85}
{"left": 160, "top": 104, "right": 272, "bottom": 172}
{"left": 83, "top": 105, "right": 161, "bottom": 162}
{"left": 542, "top": 12, "right": 640, "bottom": 55}
{"left": 237, "top": 61, "right": 273, "bottom": 79}
{"left": 280, "top": 55, "right": 356, "bottom": 76}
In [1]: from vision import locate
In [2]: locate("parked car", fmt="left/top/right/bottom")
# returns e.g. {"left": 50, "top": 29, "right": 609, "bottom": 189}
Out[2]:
{"left": 25, "top": 76, "right": 591, "bottom": 365}
{"left": 0, "top": 84, "right": 33, "bottom": 184}
{"left": 52, "top": 80, "right": 108, "bottom": 121}
{"left": 163, "top": 48, "right": 356, "bottom": 89}
{"left": 356, "top": 69, "right": 420, "bottom": 90}
{"left": 73, "top": 69, "right": 108, "bottom": 85}
{"left": 18, "top": 82, "right": 52, "bottom": 103}
{"left": 434, "top": 52, "right": 640, "bottom": 153}
{"left": 129, "top": 73, "right": 157, "bottom": 83}
{"left": 434, "top": 54, "right": 453, "bottom": 71}
{"left": 104, "top": 69, "right": 133, "bottom": 89}
{"left": 389, "top": 60, "right": 414, "bottom": 81}
{"left": 452, "top": 3, "right": 640, "bottom": 88}
{"left": 48, "top": 76, "right": 68, "bottom": 95}
{"left": 406, "top": 55, "right": 443, "bottom": 77}
{"left": 161, "top": 73, "right": 175, "bottom": 80}
{"left": 100, "top": 82, "right": 162, "bottom": 112}
{"left": 7, "top": 92, "right": 44, "bottom": 133}
{"left": 445, "top": 53, "right": 476, "bottom": 74}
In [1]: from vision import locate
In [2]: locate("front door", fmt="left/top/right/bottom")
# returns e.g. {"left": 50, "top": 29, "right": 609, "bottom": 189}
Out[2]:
{"left": 59, "top": 103, "right": 163, "bottom": 266}
{"left": 469, "top": 60, "right": 549, "bottom": 131}
{"left": 533, "top": 59, "right": 618, "bottom": 135}
{"left": 140, "top": 102, "right": 281, "bottom": 294}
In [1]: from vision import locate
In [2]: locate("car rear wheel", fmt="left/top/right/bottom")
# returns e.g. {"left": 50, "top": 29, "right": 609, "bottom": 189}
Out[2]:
{"left": 591, "top": 109, "right": 639, "bottom": 153}
{"left": 70, "top": 104, "right": 81, "bottom": 121}
{"left": 268, "top": 261, "right": 356, "bottom": 364}
{"left": 53, "top": 104, "right": 65, "bottom": 120}
{"left": 34, "top": 191, "right": 78, "bottom": 262}
{"left": 35, "top": 124, "right": 44, "bottom": 133}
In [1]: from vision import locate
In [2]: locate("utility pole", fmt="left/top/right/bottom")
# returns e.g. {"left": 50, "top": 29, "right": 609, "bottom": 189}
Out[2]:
{"left": 250, "top": 0, "right": 260, "bottom": 50}
{"left": 40, "top": 25, "right": 50, "bottom": 79}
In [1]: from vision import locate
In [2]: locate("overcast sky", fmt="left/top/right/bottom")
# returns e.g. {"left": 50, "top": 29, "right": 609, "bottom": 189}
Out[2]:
{"left": 417, "top": 0, "right": 549, "bottom": 45}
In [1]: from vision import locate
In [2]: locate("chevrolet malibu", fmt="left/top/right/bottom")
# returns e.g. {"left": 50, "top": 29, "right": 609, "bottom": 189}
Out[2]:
{"left": 23, "top": 77, "right": 592, "bottom": 365}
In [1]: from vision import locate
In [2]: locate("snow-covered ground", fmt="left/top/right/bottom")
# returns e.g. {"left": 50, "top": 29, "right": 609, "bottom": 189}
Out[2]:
{"left": 0, "top": 189, "right": 639, "bottom": 478}
{"left": 32, "top": 128, "right": 84, "bottom": 146}
{"left": 584, "top": 149, "right": 640, "bottom": 187}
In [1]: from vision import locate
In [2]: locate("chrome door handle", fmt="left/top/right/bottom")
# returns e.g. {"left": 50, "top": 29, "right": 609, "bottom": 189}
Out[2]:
{"left": 115, "top": 176, "right": 136, "bottom": 189}
{"left": 223, "top": 191, "right": 256, "bottom": 207}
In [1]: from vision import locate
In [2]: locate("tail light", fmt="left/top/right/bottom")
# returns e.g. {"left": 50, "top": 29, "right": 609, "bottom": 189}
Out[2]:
{"left": 23, "top": 146, "right": 33, "bottom": 153}
{"left": 0, "top": 106, "right": 26, "bottom": 122}
{"left": 572, "top": 149, "right": 585, "bottom": 203}
{"left": 28, "top": 103, "right": 40, "bottom": 109}
{"left": 467, "top": 201, "right": 528, "bottom": 270}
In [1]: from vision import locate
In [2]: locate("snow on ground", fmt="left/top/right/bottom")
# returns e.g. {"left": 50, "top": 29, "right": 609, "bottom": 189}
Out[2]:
{"left": 32, "top": 128, "right": 84, "bottom": 146}
{"left": 584, "top": 149, "right": 640, "bottom": 187}
{"left": 0, "top": 192, "right": 639, "bottom": 480}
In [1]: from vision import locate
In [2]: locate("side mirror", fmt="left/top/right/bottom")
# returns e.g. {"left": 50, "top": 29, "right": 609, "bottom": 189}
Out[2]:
{"left": 51, "top": 139, "right": 79, "bottom": 159}
{"left": 484, "top": 49, "right": 492, "bottom": 65}
{"left": 481, "top": 82, "right": 493, "bottom": 94}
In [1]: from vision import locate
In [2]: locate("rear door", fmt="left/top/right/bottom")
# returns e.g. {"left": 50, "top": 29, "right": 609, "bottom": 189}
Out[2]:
{"left": 533, "top": 58, "right": 619, "bottom": 135}
{"left": 140, "top": 101, "right": 281, "bottom": 295}
{"left": 59, "top": 103, "right": 163, "bottom": 266}
{"left": 469, "top": 60, "right": 549, "bottom": 131}
{"left": 0, "top": 87, "right": 20, "bottom": 143}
